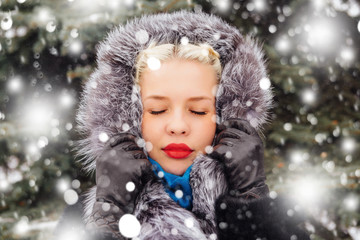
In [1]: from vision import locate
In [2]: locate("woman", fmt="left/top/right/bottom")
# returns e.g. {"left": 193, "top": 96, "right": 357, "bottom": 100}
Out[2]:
{"left": 58, "top": 11, "right": 310, "bottom": 240}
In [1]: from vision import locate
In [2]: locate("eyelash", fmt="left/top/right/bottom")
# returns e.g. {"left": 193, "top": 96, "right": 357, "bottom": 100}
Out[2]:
{"left": 150, "top": 110, "right": 207, "bottom": 116}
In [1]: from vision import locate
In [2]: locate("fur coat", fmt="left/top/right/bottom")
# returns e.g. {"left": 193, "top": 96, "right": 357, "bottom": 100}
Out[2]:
{"left": 60, "top": 10, "right": 309, "bottom": 240}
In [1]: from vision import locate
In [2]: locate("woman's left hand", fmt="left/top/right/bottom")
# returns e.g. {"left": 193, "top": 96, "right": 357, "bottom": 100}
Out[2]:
{"left": 209, "top": 118, "right": 268, "bottom": 198}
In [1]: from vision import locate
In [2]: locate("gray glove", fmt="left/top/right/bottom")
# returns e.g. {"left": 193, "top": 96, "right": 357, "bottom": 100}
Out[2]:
{"left": 209, "top": 118, "right": 268, "bottom": 198}
{"left": 87, "top": 133, "right": 153, "bottom": 239}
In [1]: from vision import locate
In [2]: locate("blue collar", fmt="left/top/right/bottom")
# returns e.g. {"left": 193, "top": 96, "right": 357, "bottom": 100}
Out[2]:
{"left": 148, "top": 157, "right": 193, "bottom": 210}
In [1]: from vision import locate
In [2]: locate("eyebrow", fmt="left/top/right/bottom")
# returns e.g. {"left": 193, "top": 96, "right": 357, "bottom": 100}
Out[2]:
{"left": 144, "top": 95, "right": 213, "bottom": 102}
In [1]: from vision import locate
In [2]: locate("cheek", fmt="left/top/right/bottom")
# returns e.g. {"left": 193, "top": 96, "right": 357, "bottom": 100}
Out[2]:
{"left": 141, "top": 117, "right": 157, "bottom": 154}
{"left": 141, "top": 115, "right": 150, "bottom": 140}
{"left": 197, "top": 117, "right": 216, "bottom": 145}
{"left": 207, "top": 122, "right": 217, "bottom": 143}
{"left": 141, "top": 115, "right": 159, "bottom": 142}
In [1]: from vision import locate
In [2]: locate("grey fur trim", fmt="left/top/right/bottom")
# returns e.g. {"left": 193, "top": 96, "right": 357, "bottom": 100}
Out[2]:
{"left": 82, "top": 186, "right": 97, "bottom": 223}
{"left": 135, "top": 180, "right": 208, "bottom": 240}
{"left": 82, "top": 154, "right": 228, "bottom": 239}
{"left": 190, "top": 154, "right": 228, "bottom": 235}
{"left": 76, "top": 10, "right": 273, "bottom": 173}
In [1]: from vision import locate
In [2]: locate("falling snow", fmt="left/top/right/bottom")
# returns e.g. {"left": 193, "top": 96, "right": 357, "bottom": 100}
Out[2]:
{"left": 146, "top": 57, "right": 161, "bottom": 71}
{"left": 119, "top": 214, "right": 141, "bottom": 238}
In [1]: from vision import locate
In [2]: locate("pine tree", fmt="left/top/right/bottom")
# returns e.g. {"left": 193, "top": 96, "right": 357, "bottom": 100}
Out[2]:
{"left": 0, "top": 0, "right": 359, "bottom": 239}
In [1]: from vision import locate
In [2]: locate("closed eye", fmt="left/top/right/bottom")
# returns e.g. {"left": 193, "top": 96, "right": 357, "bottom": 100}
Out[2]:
{"left": 150, "top": 110, "right": 166, "bottom": 115}
{"left": 150, "top": 110, "right": 207, "bottom": 115}
{"left": 191, "top": 110, "right": 207, "bottom": 115}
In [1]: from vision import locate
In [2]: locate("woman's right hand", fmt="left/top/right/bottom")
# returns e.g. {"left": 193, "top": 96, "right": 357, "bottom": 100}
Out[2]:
{"left": 88, "top": 133, "right": 153, "bottom": 238}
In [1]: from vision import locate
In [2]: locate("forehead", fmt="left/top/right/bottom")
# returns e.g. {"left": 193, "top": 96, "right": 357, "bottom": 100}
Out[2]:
{"left": 143, "top": 95, "right": 213, "bottom": 104}
{"left": 139, "top": 59, "right": 218, "bottom": 99}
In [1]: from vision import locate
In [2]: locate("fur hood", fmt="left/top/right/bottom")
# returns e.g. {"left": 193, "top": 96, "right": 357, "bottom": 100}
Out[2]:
{"left": 76, "top": 10, "right": 273, "bottom": 173}
{"left": 76, "top": 10, "right": 273, "bottom": 239}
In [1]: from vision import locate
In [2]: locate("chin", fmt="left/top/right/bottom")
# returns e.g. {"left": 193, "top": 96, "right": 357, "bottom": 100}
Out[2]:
{"left": 166, "top": 161, "right": 193, "bottom": 176}
{"left": 169, "top": 169, "right": 186, "bottom": 176}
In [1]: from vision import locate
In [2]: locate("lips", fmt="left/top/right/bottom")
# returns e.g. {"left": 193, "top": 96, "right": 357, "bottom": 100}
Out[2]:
{"left": 162, "top": 143, "right": 194, "bottom": 159}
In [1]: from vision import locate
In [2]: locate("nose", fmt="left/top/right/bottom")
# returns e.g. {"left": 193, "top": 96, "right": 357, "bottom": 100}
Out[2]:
{"left": 166, "top": 110, "right": 190, "bottom": 136}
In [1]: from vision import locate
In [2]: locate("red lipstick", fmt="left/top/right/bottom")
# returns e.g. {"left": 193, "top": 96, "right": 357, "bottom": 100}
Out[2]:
{"left": 162, "top": 143, "right": 194, "bottom": 159}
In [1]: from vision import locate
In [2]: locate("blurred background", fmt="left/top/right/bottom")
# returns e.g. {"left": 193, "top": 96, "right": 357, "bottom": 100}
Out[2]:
{"left": 0, "top": 0, "right": 359, "bottom": 239}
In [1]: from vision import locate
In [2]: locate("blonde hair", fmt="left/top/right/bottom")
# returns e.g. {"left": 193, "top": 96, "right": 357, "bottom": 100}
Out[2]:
{"left": 135, "top": 42, "right": 222, "bottom": 84}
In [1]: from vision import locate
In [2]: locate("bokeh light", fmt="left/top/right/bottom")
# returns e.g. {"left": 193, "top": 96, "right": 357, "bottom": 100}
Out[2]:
{"left": 64, "top": 189, "right": 79, "bottom": 205}
{"left": 214, "top": 0, "right": 231, "bottom": 13}
{"left": 343, "top": 194, "right": 358, "bottom": 211}
{"left": 275, "top": 36, "right": 291, "bottom": 54}
{"left": 291, "top": 177, "right": 325, "bottom": 207}
{"left": 22, "top": 102, "right": 53, "bottom": 134}
{"left": 69, "top": 40, "right": 83, "bottom": 55}
{"left": 119, "top": 214, "right": 141, "bottom": 238}
{"left": 259, "top": 77, "right": 271, "bottom": 90}
{"left": 7, "top": 77, "right": 23, "bottom": 94}
{"left": 305, "top": 18, "right": 339, "bottom": 52}
{"left": 341, "top": 138, "right": 356, "bottom": 153}
{"left": 301, "top": 89, "right": 317, "bottom": 105}
{"left": 57, "top": 178, "right": 70, "bottom": 193}
{"left": 1, "top": 15, "right": 13, "bottom": 31}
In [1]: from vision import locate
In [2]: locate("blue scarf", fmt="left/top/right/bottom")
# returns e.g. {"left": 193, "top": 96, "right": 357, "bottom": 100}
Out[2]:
{"left": 148, "top": 157, "right": 193, "bottom": 210}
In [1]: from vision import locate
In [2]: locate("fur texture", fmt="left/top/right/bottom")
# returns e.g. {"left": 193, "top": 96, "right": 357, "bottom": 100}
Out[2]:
{"left": 76, "top": 10, "right": 273, "bottom": 239}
